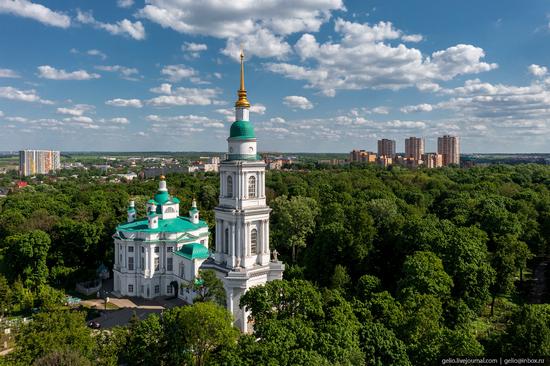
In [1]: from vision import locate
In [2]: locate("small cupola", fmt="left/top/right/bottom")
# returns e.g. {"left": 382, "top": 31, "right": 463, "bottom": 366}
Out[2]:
{"left": 147, "top": 198, "right": 157, "bottom": 214}
{"left": 189, "top": 198, "right": 199, "bottom": 224}
{"left": 127, "top": 200, "right": 136, "bottom": 223}
{"left": 148, "top": 211, "right": 159, "bottom": 229}
{"left": 154, "top": 175, "right": 171, "bottom": 205}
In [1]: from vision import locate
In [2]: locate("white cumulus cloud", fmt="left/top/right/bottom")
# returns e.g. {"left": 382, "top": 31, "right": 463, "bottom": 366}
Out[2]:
{"left": 150, "top": 83, "right": 172, "bottom": 94}
{"left": 267, "top": 19, "right": 497, "bottom": 96}
{"left": 528, "top": 64, "right": 548, "bottom": 77}
{"left": 0, "top": 86, "right": 52, "bottom": 104}
{"left": 95, "top": 65, "right": 139, "bottom": 80}
{"left": 0, "top": 0, "right": 70, "bottom": 28}
{"left": 117, "top": 0, "right": 134, "bottom": 8}
{"left": 400, "top": 103, "right": 434, "bottom": 113}
{"left": 87, "top": 49, "right": 107, "bottom": 60}
{"left": 250, "top": 104, "right": 267, "bottom": 114}
{"left": 283, "top": 95, "right": 313, "bottom": 110}
{"left": 0, "top": 68, "right": 20, "bottom": 78}
{"left": 161, "top": 64, "right": 195, "bottom": 82}
{"left": 148, "top": 87, "right": 221, "bottom": 107}
{"left": 38, "top": 65, "right": 100, "bottom": 80}
{"left": 105, "top": 98, "right": 143, "bottom": 108}
{"left": 76, "top": 10, "right": 145, "bottom": 40}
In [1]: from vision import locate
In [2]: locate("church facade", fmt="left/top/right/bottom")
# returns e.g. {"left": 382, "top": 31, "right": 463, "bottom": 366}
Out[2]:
{"left": 113, "top": 52, "right": 284, "bottom": 331}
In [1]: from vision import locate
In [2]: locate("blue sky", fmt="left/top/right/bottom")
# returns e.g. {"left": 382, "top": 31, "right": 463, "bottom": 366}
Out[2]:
{"left": 1, "top": 0, "right": 550, "bottom": 153}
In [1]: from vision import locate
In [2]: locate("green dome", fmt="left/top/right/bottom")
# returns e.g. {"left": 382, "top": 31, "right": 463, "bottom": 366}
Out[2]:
{"left": 154, "top": 191, "right": 171, "bottom": 205}
{"left": 230, "top": 120, "right": 255, "bottom": 139}
{"left": 176, "top": 243, "right": 209, "bottom": 260}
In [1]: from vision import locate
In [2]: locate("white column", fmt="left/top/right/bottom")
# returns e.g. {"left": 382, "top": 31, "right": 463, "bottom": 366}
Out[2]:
{"left": 230, "top": 224, "right": 235, "bottom": 259}
{"left": 262, "top": 220, "right": 269, "bottom": 254}
{"left": 265, "top": 219, "right": 270, "bottom": 254}
{"left": 241, "top": 172, "right": 245, "bottom": 199}
{"left": 236, "top": 218, "right": 241, "bottom": 260}
{"left": 245, "top": 222, "right": 250, "bottom": 256}
{"left": 215, "top": 220, "right": 221, "bottom": 253}
{"left": 260, "top": 171, "right": 264, "bottom": 197}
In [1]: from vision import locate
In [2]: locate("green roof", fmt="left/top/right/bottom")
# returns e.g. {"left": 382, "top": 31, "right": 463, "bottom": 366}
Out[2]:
{"left": 189, "top": 207, "right": 198, "bottom": 213}
{"left": 154, "top": 190, "right": 171, "bottom": 205}
{"left": 127, "top": 207, "right": 136, "bottom": 212}
{"left": 174, "top": 243, "right": 209, "bottom": 260}
{"left": 117, "top": 216, "right": 207, "bottom": 233}
{"left": 227, "top": 153, "right": 261, "bottom": 161}
{"left": 147, "top": 199, "right": 156, "bottom": 204}
{"left": 171, "top": 197, "right": 180, "bottom": 203}
{"left": 229, "top": 120, "right": 255, "bottom": 139}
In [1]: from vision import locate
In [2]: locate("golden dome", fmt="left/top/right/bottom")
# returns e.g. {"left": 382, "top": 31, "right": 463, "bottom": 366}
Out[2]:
{"left": 160, "top": 175, "right": 165, "bottom": 180}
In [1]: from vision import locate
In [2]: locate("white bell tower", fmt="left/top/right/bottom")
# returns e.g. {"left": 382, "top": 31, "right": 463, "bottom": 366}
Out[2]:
{"left": 205, "top": 50, "right": 284, "bottom": 332}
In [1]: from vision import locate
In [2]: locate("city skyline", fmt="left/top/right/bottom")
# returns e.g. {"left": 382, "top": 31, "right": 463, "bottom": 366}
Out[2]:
{"left": 1, "top": 1, "right": 550, "bottom": 153}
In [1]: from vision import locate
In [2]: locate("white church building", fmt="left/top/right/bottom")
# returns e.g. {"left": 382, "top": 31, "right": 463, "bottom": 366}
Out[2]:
{"left": 113, "top": 51, "right": 284, "bottom": 331}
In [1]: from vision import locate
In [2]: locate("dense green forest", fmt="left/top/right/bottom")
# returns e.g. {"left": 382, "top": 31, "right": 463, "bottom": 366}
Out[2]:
{"left": 1, "top": 164, "right": 550, "bottom": 365}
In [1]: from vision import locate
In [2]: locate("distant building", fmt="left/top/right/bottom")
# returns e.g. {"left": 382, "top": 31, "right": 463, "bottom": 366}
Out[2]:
{"left": 422, "top": 153, "right": 444, "bottom": 168}
{"left": 265, "top": 156, "right": 293, "bottom": 170}
{"left": 19, "top": 150, "right": 60, "bottom": 176}
{"left": 395, "top": 156, "right": 421, "bottom": 168}
{"left": 378, "top": 156, "right": 393, "bottom": 167}
{"left": 143, "top": 166, "right": 188, "bottom": 178}
{"left": 405, "top": 137, "right": 425, "bottom": 161}
{"left": 201, "top": 156, "right": 221, "bottom": 172}
{"left": 437, "top": 135, "right": 460, "bottom": 166}
{"left": 377, "top": 139, "right": 396, "bottom": 158}
{"left": 318, "top": 159, "right": 346, "bottom": 165}
{"left": 350, "top": 149, "right": 377, "bottom": 163}
{"left": 115, "top": 172, "right": 138, "bottom": 181}
{"left": 93, "top": 164, "right": 112, "bottom": 172}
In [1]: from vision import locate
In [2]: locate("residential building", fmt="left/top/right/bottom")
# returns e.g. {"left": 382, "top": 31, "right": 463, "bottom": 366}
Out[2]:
{"left": 19, "top": 150, "right": 60, "bottom": 176}
{"left": 405, "top": 137, "right": 425, "bottom": 161}
{"left": 422, "top": 153, "right": 444, "bottom": 168}
{"left": 378, "top": 156, "right": 393, "bottom": 167}
{"left": 437, "top": 135, "right": 460, "bottom": 166}
{"left": 350, "top": 149, "right": 377, "bottom": 163}
{"left": 377, "top": 139, "right": 396, "bottom": 158}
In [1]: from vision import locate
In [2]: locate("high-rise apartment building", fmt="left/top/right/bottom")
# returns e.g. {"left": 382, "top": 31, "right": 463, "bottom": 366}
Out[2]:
{"left": 377, "top": 139, "right": 396, "bottom": 158}
{"left": 405, "top": 137, "right": 425, "bottom": 161}
{"left": 19, "top": 150, "right": 61, "bottom": 176}
{"left": 437, "top": 135, "right": 460, "bottom": 166}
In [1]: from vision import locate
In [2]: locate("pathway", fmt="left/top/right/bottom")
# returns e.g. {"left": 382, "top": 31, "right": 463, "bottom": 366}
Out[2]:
{"left": 528, "top": 259, "right": 549, "bottom": 304}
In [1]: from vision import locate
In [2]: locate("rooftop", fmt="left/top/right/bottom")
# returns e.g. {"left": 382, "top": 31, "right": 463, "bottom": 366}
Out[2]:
{"left": 174, "top": 243, "right": 209, "bottom": 260}
{"left": 117, "top": 216, "right": 207, "bottom": 233}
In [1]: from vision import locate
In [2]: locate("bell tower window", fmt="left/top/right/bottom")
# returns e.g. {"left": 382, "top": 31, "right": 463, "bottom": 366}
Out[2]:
{"left": 224, "top": 227, "right": 229, "bottom": 254}
{"left": 250, "top": 228, "right": 258, "bottom": 255}
{"left": 227, "top": 175, "right": 233, "bottom": 198}
{"left": 248, "top": 176, "right": 256, "bottom": 198}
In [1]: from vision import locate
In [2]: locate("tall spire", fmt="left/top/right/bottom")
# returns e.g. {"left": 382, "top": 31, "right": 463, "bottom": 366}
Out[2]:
{"left": 235, "top": 49, "right": 250, "bottom": 108}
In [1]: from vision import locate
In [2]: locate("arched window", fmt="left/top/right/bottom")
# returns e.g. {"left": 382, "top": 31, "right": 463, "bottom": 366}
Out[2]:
{"left": 224, "top": 228, "right": 229, "bottom": 254}
{"left": 250, "top": 228, "right": 258, "bottom": 255}
{"left": 248, "top": 176, "right": 256, "bottom": 198}
{"left": 164, "top": 207, "right": 175, "bottom": 213}
{"left": 227, "top": 175, "right": 233, "bottom": 198}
